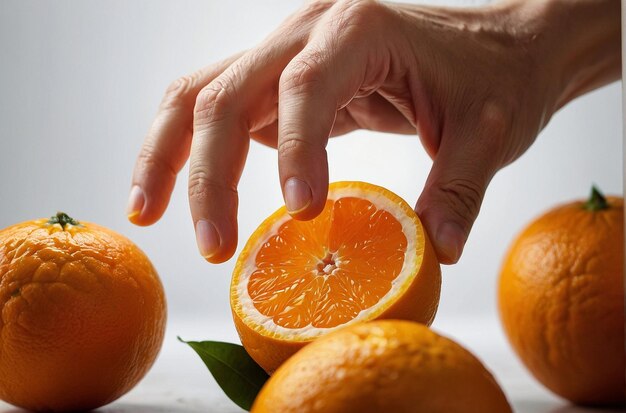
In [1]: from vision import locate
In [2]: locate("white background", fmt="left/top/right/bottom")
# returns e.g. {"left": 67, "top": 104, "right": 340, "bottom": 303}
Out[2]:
{"left": 0, "top": 1, "right": 622, "bottom": 412}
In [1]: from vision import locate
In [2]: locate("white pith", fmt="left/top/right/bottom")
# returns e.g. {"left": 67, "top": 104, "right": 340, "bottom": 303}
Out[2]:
{"left": 234, "top": 184, "right": 423, "bottom": 340}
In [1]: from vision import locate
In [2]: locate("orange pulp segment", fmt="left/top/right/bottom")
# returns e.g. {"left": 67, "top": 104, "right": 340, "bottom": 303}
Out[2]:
{"left": 249, "top": 195, "right": 408, "bottom": 329}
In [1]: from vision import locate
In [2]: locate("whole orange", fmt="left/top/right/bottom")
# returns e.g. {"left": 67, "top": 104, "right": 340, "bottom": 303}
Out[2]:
{"left": 499, "top": 187, "right": 624, "bottom": 406}
{"left": 251, "top": 320, "right": 512, "bottom": 413}
{"left": 0, "top": 212, "right": 167, "bottom": 412}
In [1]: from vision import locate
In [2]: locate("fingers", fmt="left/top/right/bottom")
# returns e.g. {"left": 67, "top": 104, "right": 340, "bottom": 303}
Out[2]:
{"left": 188, "top": 70, "right": 252, "bottom": 263}
{"left": 127, "top": 53, "right": 244, "bottom": 226}
{"left": 277, "top": 1, "right": 391, "bottom": 220}
{"left": 250, "top": 92, "right": 416, "bottom": 147}
{"left": 187, "top": 2, "right": 337, "bottom": 262}
{"left": 187, "top": 45, "right": 306, "bottom": 262}
{"left": 340, "top": 93, "right": 416, "bottom": 135}
{"left": 415, "top": 104, "right": 506, "bottom": 264}
{"left": 277, "top": 53, "right": 346, "bottom": 219}
{"left": 187, "top": 46, "right": 295, "bottom": 262}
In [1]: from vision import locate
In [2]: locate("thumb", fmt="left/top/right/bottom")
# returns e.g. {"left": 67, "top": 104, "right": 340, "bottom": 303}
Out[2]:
{"left": 415, "top": 132, "right": 499, "bottom": 265}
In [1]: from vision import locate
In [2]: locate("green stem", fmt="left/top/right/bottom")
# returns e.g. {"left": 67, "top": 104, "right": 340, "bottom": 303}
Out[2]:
{"left": 584, "top": 185, "right": 609, "bottom": 211}
{"left": 48, "top": 212, "right": 80, "bottom": 229}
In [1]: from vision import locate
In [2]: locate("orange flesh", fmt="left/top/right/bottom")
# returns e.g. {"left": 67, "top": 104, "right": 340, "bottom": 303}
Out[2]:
{"left": 248, "top": 197, "right": 408, "bottom": 329}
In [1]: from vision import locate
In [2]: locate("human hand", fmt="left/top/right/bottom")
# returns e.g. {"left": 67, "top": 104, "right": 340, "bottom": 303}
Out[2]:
{"left": 127, "top": 0, "right": 620, "bottom": 264}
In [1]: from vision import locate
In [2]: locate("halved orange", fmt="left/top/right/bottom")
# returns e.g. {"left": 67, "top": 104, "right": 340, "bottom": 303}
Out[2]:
{"left": 231, "top": 181, "right": 441, "bottom": 373}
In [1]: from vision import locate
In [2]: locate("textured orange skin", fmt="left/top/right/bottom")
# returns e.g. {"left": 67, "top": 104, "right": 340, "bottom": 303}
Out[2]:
{"left": 231, "top": 182, "right": 442, "bottom": 374}
{"left": 499, "top": 197, "right": 625, "bottom": 406}
{"left": 0, "top": 218, "right": 167, "bottom": 412}
{"left": 251, "top": 320, "right": 512, "bottom": 413}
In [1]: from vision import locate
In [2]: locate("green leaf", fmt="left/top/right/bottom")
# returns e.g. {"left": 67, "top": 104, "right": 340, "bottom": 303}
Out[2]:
{"left": 179, "top": 337, "right": 269, "bottom": 411}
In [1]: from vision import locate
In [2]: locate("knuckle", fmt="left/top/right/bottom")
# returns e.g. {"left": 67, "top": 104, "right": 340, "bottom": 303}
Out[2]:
{"left": 437, "top": 178, "right": 484, "bottom": 225}
{"left": 194, "top": 74, "right": 239, "bottom": 122}
{"left": 342, "top": 0, "right": 382, "bottom": 20}
{"left": 161, "top": 74, "right": 198, "bottom": 110}
{"left": 277, "top": 137, "right": 305, "bottom": 158}
{"left": 273, "top": 2, "right": 332, "bottom": 47}
{"left": 477, "top": 99, "right": 515, "bottom": 165}
{"left": 280, "top": 53, "right": 325, "bottom": 96}
{"left": 137, "top": 145, "right": 177, "bottom": 178}
{"left": 188, "top": 169, "right": 236, "bottom": 202}
{"left": 334, "top": 0, "right": 386, "bottom": 30}
{"left": 277, "top": 137, "right": 324, "bottom": 159}
{"left": 296, "top": 1, "right": 333, "bottom": 22}
{"left": 479, "top": 100, "right": 512, "bottom": 139}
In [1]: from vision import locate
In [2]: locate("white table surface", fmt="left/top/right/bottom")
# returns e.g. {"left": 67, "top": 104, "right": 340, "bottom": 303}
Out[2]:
{"left": 0, "top": 316, "right": 623, "bottom": 413}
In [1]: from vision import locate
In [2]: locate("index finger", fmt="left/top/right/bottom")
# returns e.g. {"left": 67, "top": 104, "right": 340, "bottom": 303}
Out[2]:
{"left": 127, "top": 52, "right": 244, "bottom": 226}
{"left": 277, "top": 2, "right": 389, "bottom": 219}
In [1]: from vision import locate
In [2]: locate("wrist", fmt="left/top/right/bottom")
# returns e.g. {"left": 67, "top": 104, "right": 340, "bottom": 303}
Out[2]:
{"left": 498, "top": 0, "right": 620, "bottom": 109}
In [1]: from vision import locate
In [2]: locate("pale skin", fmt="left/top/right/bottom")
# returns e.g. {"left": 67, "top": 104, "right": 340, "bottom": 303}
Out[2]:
{"left": 127, "top": 0, "right": 620, "bottom": 264}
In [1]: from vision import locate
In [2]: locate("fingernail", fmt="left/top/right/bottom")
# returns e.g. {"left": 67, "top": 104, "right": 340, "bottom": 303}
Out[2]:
{"left": 126, "top": 185, "right": 145, "bottom": 221}
{"left": 195, "top": 220, "right": 220, "bottom": 259}
{"left": 284, "top": 178, "right": 312, "bottom": 214}
{"left": 435, "top": 221, "right": 465, "bottom": 264}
